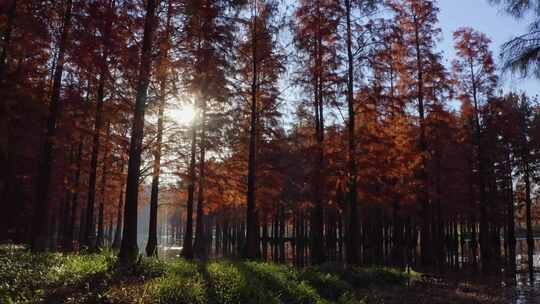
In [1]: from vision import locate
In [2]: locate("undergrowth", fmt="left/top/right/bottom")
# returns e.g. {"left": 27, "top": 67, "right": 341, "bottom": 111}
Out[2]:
{"left": 0, "top": 244, "right": 416, "bottom": 304}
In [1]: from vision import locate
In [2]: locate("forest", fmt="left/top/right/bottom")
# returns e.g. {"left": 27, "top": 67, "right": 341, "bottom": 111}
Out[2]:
{"left": 2, "top": 0, "right": 540, "bottom": 303}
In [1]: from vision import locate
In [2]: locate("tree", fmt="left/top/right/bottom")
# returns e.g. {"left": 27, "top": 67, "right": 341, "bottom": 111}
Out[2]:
{"left": 31, "top": 0, "right": 73, "bottom": 252}
{"left": 388, "top": 0, "right": 446, "bottom": 266}
{"left": 499, "top": 93, "right": 538, "bottom": 280}
{"left": 489, "top": 0, "right": 540, "bottom": 77}
{"left": 180, "top": 0, "right": 234, "bottom": 260}
{"left": 182, "top": 116, "right": 197, "bottom": 260}
{"left": 293, "top": 0, "right": 341, "bottom": 265}
{"left": 118, "top": 0, "right": 157, "bottom": 267}
{"left": 146, "top": 0, "right": 174, "bottom": 258}
{"left": 83, "top": 0, "right": 116, "bottom": 250}
{"left": 452, "top": 27, "right": 498, "bottom": 272}
{"left": 342, "top": 0, "right": 380, "bottom": 266}
{"left": 240, "top": 0, "right": 284, "bottom": 260}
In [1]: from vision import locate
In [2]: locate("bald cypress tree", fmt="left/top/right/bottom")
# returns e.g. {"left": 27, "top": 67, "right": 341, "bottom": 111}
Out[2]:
{"left": 31, "top": 0, "right": 73, "bottom": 252}
{"left": 118, "top": 0, "right": 158, "bottom": 267}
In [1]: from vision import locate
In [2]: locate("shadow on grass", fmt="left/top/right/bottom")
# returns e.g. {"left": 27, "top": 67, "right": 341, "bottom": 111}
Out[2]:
{"left": 139, "top": 259, "right": 208, "bottom": 304}
{"left": 0, "top": 244, "right": 415, "bottom": 304}
{"left": 237, "top": 261, "right": 325, "bottom": 304}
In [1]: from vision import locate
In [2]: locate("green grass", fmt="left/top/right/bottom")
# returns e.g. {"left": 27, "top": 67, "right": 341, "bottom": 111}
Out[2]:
{"left": 0, "top": 244, "right": 416, "bottom": 304}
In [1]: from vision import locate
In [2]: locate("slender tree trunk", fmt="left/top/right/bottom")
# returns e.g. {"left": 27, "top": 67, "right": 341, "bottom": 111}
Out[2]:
{"left": 146, "top": 0, "right": 172, "bottom": 258}
{"left": 96, "top": 197, "right": 105, "bottom": 249}
{"left": 245, "top": 1, "right": 259, "bottom": 259}
{"left": 505, "top": 147, "right": 516, "bottom": 273}
{"left": 145, "top": 94, "right": 164, "bottom": 257}
{"left": 524, "top": 162, "right": 535, "bottom": 281}
{"left": 194, "top": 101, "right": 207, "bottom": 259}
{"left": 61, "top": 146, "right": 75, "bottom": 251}
{"left": 31, "top": 0, "right": 73, "bottom": 252}
{"left": 467, "top": 58, "right": 491, "bottom": 273}
{"left": 84, "top": 0, "right": 114, "bottom": 250}
{"left": 310, "top": 0, "right": 325, "bottom": 265}
{"left": 262, "top": 217, "right": 268, "bottom": 261}
{"left": 84, "top": 79, "right": 104, "bottom": 249}
{"left": 412, "top": 16, "right": 431, "bottom": 267}
{"left": 344, "top": 0, "right": 359, "bottom": 265}
{"left": 96, "top": 121, "right": 111, "bottom": 250}
{"left": 64, "top": 139, "right": 84, "bottom": 252}
{"left": 112, "top": 160, "right": 125, "bottom": 250}
{"left": 279, "top": 206, "right": 285, "bottom": 263}
{"left": 107, "top": 214, "right": 113, "bottom": 246}
{"left": 118, "top": 0, "right": 157, "bottom": 266}
{"left": 182, "top": 122, "right": 197, "bottom": 259}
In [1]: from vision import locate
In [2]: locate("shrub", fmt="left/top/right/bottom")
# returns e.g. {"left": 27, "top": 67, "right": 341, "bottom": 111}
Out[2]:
{"left": 300, "top": 269, "right": 352, "bottom": 301}
{"left": 148, "top": 273, "right": 207, "bottom": 304}
{"left": 48, "top": 250, "right": 116, "bottom": 286}
{"left": 0, "top": 246, "right": 59, "bottom": 302}
{"left": 242, "top": 262, "right": 326, "bottom": 304}
{"left": 207, "top": 262, "right": 247, "bottom": 304}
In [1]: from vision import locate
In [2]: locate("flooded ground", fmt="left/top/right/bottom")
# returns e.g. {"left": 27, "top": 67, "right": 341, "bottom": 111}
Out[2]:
{"left": 503, "top": 239, "right": 540, "bottom": 303}
{"left": 506, "top": 271, "right": 540, "bottom": 304}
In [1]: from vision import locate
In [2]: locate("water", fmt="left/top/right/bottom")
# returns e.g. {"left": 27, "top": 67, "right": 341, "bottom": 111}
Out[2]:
{"left": 503, "top": 239, "right": 540, "bottom": 303}
{"left": 510, "top": 272, "right": 540, "bottom": 303}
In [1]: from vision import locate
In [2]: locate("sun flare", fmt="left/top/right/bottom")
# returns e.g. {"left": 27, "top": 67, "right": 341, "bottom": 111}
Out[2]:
{"left": 169, "top": 103, "right": 197, "bottom": 125}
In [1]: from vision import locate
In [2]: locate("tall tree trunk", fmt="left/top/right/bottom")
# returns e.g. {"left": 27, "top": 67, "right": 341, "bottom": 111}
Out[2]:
{"left": 524, "top": 162, "right": 535, "bottom": 281}
{"left": 107, "top": 214, "right": 113, "bottom": 246}
{"left": 118, "top": 0, "right": 157, "bottom": 266}
{"left": 84, "top": 0, "right": 114, "bottom": 249}
{"left": 413, "top": 15, "right": 431, "bottom": 267}
{"left": 96, "top": 121, "right": 111, "bottom": 250}
{"left": 467, "top": 58, "right": 491, "bottom": 273}
{"left": 505, "top": 146, "right": 516, "bottom": 273}
{"left": 31, "top": 0, "right": 73, "bottom": 252}
{"left": 84, "top": 80, "right": 104, "bottom": 249}
{"left": 194, "top": 103, "right": 207, "bottom": 259}
{"left": 310, "top": 0, "right": 325, "bottom": 265}
{"left": 344, "top": 0, "right": 359, "bottom": 265}
{"left": 64, "top": 139, "right": 84, "bottom": 251}
{"left": 146, "top": 0, "right": 172, "bottom": 257}
{"left": 145, "top": 95, "right": 164, "bottom": 257}
{"left": 182, "top": 121, "right": 197, "bottom": 259}
{"left": 245, "top": 1, "right": 259, "bottom": 260}
{"left": 112, "top": 162, "right": 125, "bottom": 250}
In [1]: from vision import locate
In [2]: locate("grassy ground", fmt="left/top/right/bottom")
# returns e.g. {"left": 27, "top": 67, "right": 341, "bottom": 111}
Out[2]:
{"left": 0, "top": 245, "right": 505, "bottom": 304}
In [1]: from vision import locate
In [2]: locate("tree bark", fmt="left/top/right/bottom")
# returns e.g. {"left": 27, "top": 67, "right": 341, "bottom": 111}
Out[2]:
{"left": 413, "top": 14, "right": 431, "bottom": 267}
{"left": 182, "top": 121, "right": 197, "bottom": 259}
{"left": 146, "top": 0, "right": 172, "bottom": 258}
{"left": 31, "top": 0, "right": 73, "bottom": 252}
{"left": 524, "top": 161, "right": 535, "bottom": 281}
{"left": 96, "top": 121, "right": 111, "bottom": 250}
{"left": 84, "top": 0, "right": 114, "bottom": 250}
{"left": 112, "top": 161, "right": 125, "bottom": 250}
{"left": 344, "top": 0, "right": 359, "bottom": 266}
{"left": 310, "top": 0, "right": 325, "bottom": 265}
{"left": 505, "top": 146, "right": 516, "bottom": 272}
{"left": 245, "top": 1, "right": 259, "bottom": 260}
{"left": 118, "top": 0, "right": 157, "bottom": 267}
{"left": 63, "top": 139, "right": 84, "bottom": 251}
{"left": 194, "top": 103, "right": 207, "bottom": 259}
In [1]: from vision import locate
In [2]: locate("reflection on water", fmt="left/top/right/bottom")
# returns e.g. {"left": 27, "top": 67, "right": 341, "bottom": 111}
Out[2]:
{"left": 505, "top": 239, "right": 540, "bottom": 303}
{"left": 505, "top": 269, "right": 540, "bottom": 304}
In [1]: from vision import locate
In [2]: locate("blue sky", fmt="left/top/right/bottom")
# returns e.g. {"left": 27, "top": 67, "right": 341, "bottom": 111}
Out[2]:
{"left": 437, "top": 0, "right": 539, "bottom": 97}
